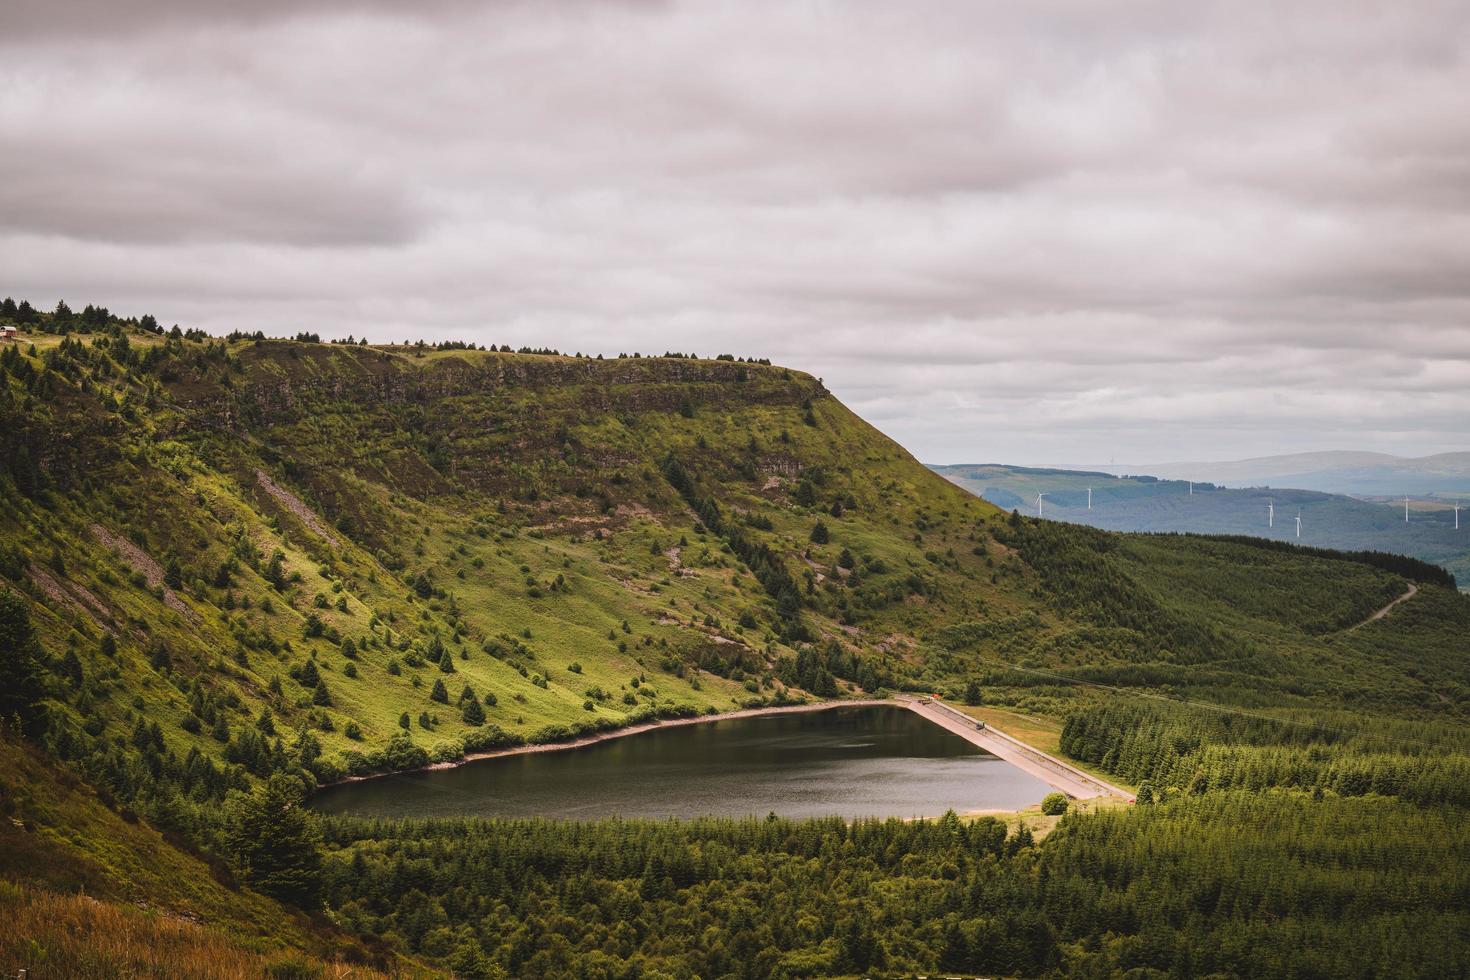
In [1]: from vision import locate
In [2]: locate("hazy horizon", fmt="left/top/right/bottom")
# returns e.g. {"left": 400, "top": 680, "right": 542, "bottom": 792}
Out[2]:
{"left": 927, "top": 449, "right": 1470, "bottom": 469}
{"left": 5, "top": 0, "right": 1469, "bottom": 463}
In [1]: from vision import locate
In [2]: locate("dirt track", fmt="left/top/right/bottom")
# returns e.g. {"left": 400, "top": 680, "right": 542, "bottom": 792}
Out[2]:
{"left": 1347, "top": 582, "right": 1418, "bottom": 631}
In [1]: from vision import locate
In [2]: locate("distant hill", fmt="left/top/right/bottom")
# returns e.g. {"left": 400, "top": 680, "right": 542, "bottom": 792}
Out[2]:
{"left": 1054, "top": 451, "right": 1470, "bottom": 496}
{"left": 932, "top": 463, "right": 1469, "bottom": 585}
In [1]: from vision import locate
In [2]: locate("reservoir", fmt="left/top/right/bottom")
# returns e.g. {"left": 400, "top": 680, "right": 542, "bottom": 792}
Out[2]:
{"left": 310, "top": 704, "right": 1053, "bottom": 820}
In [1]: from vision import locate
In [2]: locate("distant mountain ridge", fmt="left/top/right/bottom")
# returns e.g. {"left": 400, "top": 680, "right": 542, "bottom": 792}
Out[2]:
{"left": 931, "top": 462, "right": 1470, "bottom": 585}
{"left": 1053, "top": 451, "right": 1470, "bottom": 496}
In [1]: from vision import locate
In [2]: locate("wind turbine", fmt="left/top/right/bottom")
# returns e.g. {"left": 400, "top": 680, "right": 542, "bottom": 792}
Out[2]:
{"left": 1268, "top": 498, "right": 1274, "bottom": 529}
{"left": 1455, "top": 499, "right": 1461, "bottom": 531}
{"left": 1086, "top": 487, "right": 1093, "bottom": 510}
{"left": 1405, "top": 496, "right": 1410, "bottom": 522}
{"left": 1188, "top": 481, "right": 1194, "bottom": 496}
{"left": 1295, "top": 511, "right": 1301, "bottom": 539}
{"left": 1036, "top": 492, "right": 1048, "bottom": 518}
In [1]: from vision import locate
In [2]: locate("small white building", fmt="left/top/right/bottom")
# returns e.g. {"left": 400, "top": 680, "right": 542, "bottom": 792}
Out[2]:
{"left": 0, "top": 326, "right": 18, "bottom": 340}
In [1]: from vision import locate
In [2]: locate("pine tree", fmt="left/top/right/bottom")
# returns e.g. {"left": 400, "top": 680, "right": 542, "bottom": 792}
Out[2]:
{"left": 312, "top": 679, "right": 332, "bottom": 707}
{"left": 449, "top": 941, "right": 494, "bottom": 980}
{"left": 265, "top": 551, "right": 286, "bottom": 589}
{"left": 840, "top": 918, "right": 878, "bottom": 972}
{"left": 297, "top": 658, "right": 320, "bottom": 688}
{"left": 430, "top": 678, "right": 449, "bottom": 704}
{"left": 221, "top": 774, "right": 323, "bottom": 908}
{"left": 59, "top": 648, "right": 84, "bottom": 689}
{"left": 462, "top": 695, "right": 485, "bottom": 726}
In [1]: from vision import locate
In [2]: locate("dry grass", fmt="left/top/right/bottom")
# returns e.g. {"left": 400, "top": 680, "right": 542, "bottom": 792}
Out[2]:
{"left": 0, "top": 882, "right": 384, "bottom": 980}
{"left": 954, "top": 703, "right": 1138, "bottom": 793}
{"left": 956, "top": 704, "right": 1066, "bottom": 753}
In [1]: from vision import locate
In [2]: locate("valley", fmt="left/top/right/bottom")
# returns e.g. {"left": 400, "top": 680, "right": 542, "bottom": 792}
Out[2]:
{"left": 1, "top": 308, "right": 1468, "bottom": 977}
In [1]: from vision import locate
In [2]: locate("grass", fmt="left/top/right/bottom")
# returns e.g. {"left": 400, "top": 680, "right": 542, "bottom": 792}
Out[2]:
{"left": 955, "top": 704, "right": 1065, "bottom": 752}
{"left": 0, "top": 883, "right": 390, "bottom": 980}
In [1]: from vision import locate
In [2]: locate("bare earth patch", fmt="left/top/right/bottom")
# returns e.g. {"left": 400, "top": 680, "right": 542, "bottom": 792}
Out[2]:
{"left": 27, "top": 562, "right": 112, "bottom": 630}
{"left": 90, "top": 524, "right": 195, "bottom": 621}
{"left": 254, "top": 469, "right": 341, "bottom": 547}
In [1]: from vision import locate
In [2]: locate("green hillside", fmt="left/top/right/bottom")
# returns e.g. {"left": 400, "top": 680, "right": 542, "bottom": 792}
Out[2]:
{"left": 935, "top": 462, "right": 1470, "bottom": 584}
{"left": 1, "top": 321, "right": 1043, "bottom": 807}
{"left": 3, "top": 305, "right": 1470, "bottom": 976}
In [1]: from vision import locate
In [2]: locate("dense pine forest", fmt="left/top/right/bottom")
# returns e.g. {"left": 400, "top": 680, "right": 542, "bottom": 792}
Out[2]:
{"left": 2, "top": 301, "right": 1468, "bottom": 978}
{"left": 318, "top": 793, "right": 1467, "bottom": 978}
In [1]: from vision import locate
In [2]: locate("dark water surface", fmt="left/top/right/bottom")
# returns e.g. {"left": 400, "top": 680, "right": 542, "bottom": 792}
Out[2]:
{"left": 310, "top": 705, "right": 1053, "bottom": 819}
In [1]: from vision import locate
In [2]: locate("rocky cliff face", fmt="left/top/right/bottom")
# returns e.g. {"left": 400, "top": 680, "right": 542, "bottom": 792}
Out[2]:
{"left": 176, "top": 344, "right": 827, "bottom": 434}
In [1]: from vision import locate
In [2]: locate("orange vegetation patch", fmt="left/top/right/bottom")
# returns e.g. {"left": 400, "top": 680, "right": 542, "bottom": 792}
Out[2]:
{"left": 0, "top": 884, "right": 390, "bottom": 980}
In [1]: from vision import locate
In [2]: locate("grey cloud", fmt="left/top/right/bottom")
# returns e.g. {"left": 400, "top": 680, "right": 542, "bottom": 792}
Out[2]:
{"left": 0, "top": 160, "right": 422, "bottom": 247}
{"left": 1, "top": 0, "right": 1468, "bottom": 463}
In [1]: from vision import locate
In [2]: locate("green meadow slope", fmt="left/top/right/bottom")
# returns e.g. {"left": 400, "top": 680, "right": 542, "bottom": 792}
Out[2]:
{"left": 2, "top": 329, "right": 1036, "bottom": 798}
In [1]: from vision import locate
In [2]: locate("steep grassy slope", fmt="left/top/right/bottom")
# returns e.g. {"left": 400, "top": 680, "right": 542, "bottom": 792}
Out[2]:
{"left": 2, "top": 327, "right": 1050, "bottom": 804}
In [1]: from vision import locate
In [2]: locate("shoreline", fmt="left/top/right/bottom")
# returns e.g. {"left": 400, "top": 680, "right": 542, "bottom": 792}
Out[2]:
{"left": 316, "top": 698, "right": 901, "bottom": 790}
{"left": 908, "top": 699, "right": 1132, "bottom": 800}
{"left": 313, "top": 696, "right": 1128, "bottom": 805}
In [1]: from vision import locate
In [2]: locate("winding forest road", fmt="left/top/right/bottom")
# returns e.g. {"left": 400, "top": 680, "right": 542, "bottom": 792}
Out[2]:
{"left": 1347, "top": 582, "right": 1418, "bottom": 631}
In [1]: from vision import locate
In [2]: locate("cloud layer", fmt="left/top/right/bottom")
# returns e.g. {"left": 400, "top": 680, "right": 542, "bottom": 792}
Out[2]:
{"left": 4, "top": 0, "right": 1469, "bottom": 463}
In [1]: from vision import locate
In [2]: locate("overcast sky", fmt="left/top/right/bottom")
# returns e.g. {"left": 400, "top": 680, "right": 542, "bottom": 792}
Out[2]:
{"left": 4, "top": 1, "right": 1469, "bottom": 465}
